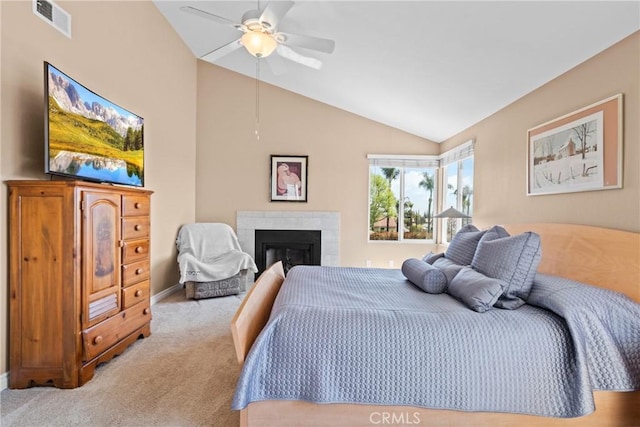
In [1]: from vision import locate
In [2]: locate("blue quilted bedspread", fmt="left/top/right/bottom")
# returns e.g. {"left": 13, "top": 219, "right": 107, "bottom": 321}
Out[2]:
{"left": 231, "top": 266, "right": 640, "bottom": 417}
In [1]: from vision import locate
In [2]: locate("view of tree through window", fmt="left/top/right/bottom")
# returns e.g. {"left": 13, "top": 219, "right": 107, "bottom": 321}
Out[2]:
{"left": 369, "top": 143, "right": 474, "bottom": 244}
{"left": 369, "top": 165, "right": 437, "bottom": 241}
{"left": 443, "top": 157, "right": 474, "bottom": 242}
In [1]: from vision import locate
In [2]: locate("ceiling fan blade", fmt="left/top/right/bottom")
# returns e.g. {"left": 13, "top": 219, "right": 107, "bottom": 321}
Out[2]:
{"left": 276, "top": 45, "right": 322, "bottom": 70}
{"left": 259, "top": 1, "right": 294, "bottom": 30}
{"left": 180, "top": 6, "right": 244, "bottom": 31}
{"left": 200, "top": 39, "right": 243, "bottom": 63}
{"left": 265, "top": 54, "right": 288, "bottom": 76}
{"left": 275, "top": 32, "right": 335, "bottom": 54}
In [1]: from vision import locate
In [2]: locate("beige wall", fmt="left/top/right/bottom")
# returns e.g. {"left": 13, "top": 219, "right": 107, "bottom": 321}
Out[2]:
{"left": 195, "top": 62, "right": 441, "bottom": 269}
{"left": 0, "top": 1, "right": 197, "bottom": 381}
{"left": 442, "top": 31, "right": 640, "bottom": 232}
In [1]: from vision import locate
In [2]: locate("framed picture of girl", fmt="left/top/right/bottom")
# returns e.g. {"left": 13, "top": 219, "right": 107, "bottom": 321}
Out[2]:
{"left": 270, "top": 155, "right": 308, "bottom": 202}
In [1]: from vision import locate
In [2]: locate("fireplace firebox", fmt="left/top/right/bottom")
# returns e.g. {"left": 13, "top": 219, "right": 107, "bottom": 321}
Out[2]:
{"left": 255, "top": 229, "right": 321, "bottom": 275}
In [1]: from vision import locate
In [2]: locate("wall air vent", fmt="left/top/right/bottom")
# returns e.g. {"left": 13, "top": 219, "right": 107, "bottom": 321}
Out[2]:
{"left": 33, "top": 0, "right": 71, "bottom": 38}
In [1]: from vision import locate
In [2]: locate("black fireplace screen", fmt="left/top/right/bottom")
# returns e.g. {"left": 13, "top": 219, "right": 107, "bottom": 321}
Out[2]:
{"left": 255, "top": 230, "right": 321, "bottom": 275}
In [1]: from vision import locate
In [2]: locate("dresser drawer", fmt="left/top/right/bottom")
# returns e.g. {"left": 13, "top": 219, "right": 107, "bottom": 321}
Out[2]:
{"left": 122, "top": 260, "right": 150, "bottom": 286}
{"left": 82, "top": 304, "right": 151, "bottom": 361}
{"left": 122, "top": 217, "right": 150, "bottom": 240}
{"left": 122, "top": 280, "right": 149, "bottom": 309}
{"left": 122, "top": 239, "right": 149, "bottom": 264}
{"left": 122, "top": 195, "right": 150, "bottom": 217}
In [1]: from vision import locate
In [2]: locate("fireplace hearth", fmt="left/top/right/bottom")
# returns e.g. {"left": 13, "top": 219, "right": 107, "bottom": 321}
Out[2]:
{"left": 255, "top": 229, "right": 321, "bottom": 275}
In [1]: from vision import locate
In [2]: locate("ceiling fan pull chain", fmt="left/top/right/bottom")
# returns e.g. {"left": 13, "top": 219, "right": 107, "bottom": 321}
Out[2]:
{"left": 255, "top": 59, "right": 260, "bottom": 141}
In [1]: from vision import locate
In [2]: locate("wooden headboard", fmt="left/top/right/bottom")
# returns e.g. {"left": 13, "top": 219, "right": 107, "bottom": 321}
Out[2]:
{"left": 504, "top": 223, "right": 640, "bottom": 303}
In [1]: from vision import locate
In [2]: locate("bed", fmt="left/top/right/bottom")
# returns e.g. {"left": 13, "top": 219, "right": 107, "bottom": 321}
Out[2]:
{"left": 230, "top": 223, "right": 640, "bottom": 427}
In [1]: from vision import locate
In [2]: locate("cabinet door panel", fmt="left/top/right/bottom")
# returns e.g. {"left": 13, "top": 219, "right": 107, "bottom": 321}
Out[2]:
{"left": 19, "top": 195, "right": 65, "bottom": 368}
{"left": 83, "top": 192, "right": 121, "bottom": 327}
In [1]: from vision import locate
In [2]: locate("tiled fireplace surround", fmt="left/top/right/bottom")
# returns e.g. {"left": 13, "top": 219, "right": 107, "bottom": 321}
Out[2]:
{"left": 236, "top": 211, "right": 340, "bottom": 279}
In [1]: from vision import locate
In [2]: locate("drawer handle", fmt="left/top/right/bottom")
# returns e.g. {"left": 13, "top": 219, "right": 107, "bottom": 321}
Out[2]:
{"left": 135, "top": 268, "right": 144, "bottom": 275}
{"left": 93, "top": 336, "right": 103, "bottom": 345}
{"left": 134, "top": 224, "right": 142, "bottom": 231}
{"left": 135, "top": 246, "right": 144, "bottom": 253}
{"left": 143, "top": 308, "right": 150, "bottom": 315}
{"left": 135, "top": 290, "right": 142, "bottom": 297}
{"left": 134, "top": 202, "right": 141, "bottom": 209}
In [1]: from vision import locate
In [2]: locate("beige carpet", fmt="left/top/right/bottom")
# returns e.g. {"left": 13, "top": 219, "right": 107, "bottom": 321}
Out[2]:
{"left": 0, "top": 290, "right": 244, "bottom": 427}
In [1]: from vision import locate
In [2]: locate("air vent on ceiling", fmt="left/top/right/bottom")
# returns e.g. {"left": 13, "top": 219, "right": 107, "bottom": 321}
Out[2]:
{"left": 33, "top": 0, "right": 71, "bottom": 38}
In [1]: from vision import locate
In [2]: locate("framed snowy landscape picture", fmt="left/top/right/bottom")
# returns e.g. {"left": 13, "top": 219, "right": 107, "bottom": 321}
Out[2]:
{"left": 527, "top": 94, "right": 622, "bottom": 196}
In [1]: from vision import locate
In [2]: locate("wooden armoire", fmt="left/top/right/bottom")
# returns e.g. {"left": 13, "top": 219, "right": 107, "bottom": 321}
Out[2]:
{"left": 7, "top": 180, "right": 153, "bottom": 388}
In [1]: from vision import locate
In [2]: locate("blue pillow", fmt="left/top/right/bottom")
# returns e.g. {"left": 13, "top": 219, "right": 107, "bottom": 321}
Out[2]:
{"left": 478, "top": 225, "right": 510, "bottom": 244}
{"left": 421, "top": 252, "right": 444, "bottom": 264}
{"left": 448, "top": 266, "right": 507, "bottom": 313}
{"left": 471, "top": 232, "right": 542, "bottom": 309}
{"left": 445, "top": 224, "right": 486, "bottom": 265}
{"left": 432, "top": 257, "right": 465, "bottom": 285}
{"left": 401, "top": 258, "right": 448, "bottom": 294}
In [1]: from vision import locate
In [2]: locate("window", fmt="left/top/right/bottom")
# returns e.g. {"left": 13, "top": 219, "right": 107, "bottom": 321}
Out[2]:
{"left": 368, "top": 141, "right": 474, "bottom": 244}
{"left": 440, "top": 141, "right": 475, "bottom": 242}
{"left": 368, "top": 155, "right": 439, "bottom": 242}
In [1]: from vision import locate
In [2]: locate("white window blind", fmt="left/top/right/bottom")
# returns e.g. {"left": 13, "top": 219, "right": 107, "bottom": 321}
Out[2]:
{"left": 439, "top": 139, "right": 475, "bottom": 165}
{"left": 367, "top": 154, "right": 440, "bottom": 169}
{"left": 369, "top": 140, "right": 474, "bottom": 169}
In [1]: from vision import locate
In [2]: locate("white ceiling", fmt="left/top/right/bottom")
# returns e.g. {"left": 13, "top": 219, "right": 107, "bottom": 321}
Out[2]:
{"left": 153, "top": 1, "right": 639, "bottom": 142}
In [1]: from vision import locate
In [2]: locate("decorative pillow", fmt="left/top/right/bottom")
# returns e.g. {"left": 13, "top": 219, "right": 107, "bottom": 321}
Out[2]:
{"left": 401, "top": 258, "right": 448, "bottom": 294}
{"left": 471, "top": 232, "right": 542, "bottom": 309}
{"left": 421, "top": 252, "right": 445, "bottom": 265}
{"left": 447, "top": 266, "right": 507, "bottom": 313}
{"left": 478, "top": 225, "right": 510, "bottom": 244}
{"left": 468, "top": 225, "right": 511, "bottom": 266}
{"left": 445, "top": 224, "right": 486, "bottom": 265}
{"left": 432, "top": 257, "right": 465, "bottom": 285}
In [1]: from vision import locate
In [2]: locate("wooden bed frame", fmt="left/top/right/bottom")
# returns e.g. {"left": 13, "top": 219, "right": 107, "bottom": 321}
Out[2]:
{"left": 230, "top": 223, "right": 640, "bottom": 427}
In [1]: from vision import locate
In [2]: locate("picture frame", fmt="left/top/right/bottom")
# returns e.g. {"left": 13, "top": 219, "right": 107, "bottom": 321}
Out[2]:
{"left": 526, "top": 93, "right": 623, "bottom": 196}
{"left": 270, "top": 155, "right": 308, "bottom": 202}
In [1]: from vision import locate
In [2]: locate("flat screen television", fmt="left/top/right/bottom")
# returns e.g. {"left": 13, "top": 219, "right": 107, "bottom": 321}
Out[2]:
{"left": 44, "top": 62, "right": 144, "bottom": 187}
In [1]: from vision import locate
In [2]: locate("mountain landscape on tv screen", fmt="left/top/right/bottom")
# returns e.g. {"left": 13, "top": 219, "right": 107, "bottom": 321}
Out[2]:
{"left": 47, "top": 67, "right": 144, "bottom": 186}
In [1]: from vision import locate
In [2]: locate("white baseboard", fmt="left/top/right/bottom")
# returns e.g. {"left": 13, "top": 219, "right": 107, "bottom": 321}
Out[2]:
{"left": 0, "top": 283, "right": 184, "bottom": 391}
{"left": 151, "top": 282, "right": 183, "bottom": 305}
{"left": 0, "top": 371, "right": 7, "bottom": 391}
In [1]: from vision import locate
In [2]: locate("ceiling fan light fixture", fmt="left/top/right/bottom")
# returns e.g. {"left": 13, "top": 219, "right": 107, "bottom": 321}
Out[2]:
{"left": 241, "top": 31, "right": 278, "bottom": 58}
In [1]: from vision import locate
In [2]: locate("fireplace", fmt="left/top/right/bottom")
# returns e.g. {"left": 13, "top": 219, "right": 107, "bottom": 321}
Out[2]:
{"left": 255, "top": 229, "right": 321, "bottom": 275}
{"left": 236, "top": 211, "right": 340, "bottom": 281}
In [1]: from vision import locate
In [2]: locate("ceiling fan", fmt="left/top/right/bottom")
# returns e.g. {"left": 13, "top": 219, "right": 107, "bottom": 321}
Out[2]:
{"left": 180, "top": 1, "right": 335, "bottom": 70}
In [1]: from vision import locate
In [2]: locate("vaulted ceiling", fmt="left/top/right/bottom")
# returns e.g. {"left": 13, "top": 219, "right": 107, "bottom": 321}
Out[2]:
{"left": 154, "top": 1, "right": 639, "bottom": 142}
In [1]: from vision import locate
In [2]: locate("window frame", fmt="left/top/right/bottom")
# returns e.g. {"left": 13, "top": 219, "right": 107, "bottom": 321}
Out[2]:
{"left": 368, "top": 140, "right": 475, "bottom": 245}
{"left": 438, "top": 140, "right": 475, "bottom": 244}
{"left": 368, "top": 155, "right": 439, "bottom": 243}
